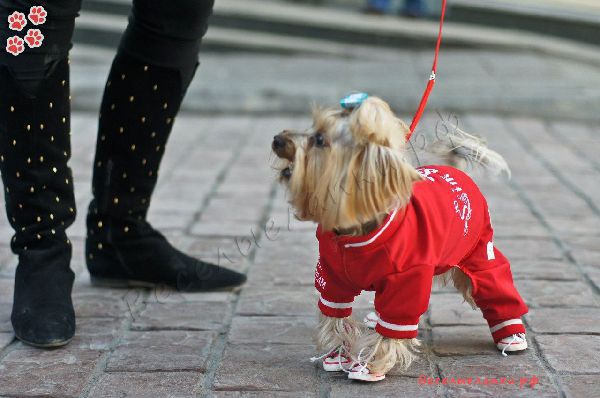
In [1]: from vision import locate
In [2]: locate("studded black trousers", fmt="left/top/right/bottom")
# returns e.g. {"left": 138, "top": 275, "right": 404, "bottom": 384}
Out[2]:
{"left": 0, "top": 58, "right": 76, "bottom": 255}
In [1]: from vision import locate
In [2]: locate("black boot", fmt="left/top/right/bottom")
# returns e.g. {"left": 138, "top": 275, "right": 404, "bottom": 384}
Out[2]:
{"left": 86, "top": 53, "right": 246, "bottom": 291}
{"left": 0, "top": 60, "right": 76, "bottom": 347}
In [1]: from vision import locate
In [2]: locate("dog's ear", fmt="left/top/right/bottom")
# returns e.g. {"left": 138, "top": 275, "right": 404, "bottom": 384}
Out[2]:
{"left": 340, "top": 142, "right": 422, "bottom": 228}
{"left": 348, "top": 97, "right": 409, "bottom": 149}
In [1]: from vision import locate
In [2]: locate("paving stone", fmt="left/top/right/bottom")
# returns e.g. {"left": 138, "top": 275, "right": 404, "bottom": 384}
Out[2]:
{"left": 213, "top": 343, "right": 317, "bottom": 391}
{"left": 248, "top": 261, "right": 315, "bottom": 286}
{"left": 386, "top": 354, "right": 434, "bottom": 379}
{"left": 0, "top": 260, "right": 16, "bottom": 279}
{"left": 0, "top": 331, "right": 14, "bottom": 350}
{"left": 69, "top": 317, "right": 123, "bottom": 351}
{"left": 431, "top": 325, "right": 497, "bottom": 356}
{"left": 201, "top": 201, "right": 269, "bottom": 223}
{"left": 147, "top": 209, "right": 197, "bottom": 230}
{"left": 229, "top": 316, "right": 315, "bottom": 345}
{"left": 492, "top": 216, "right": 550, "bottom": 239}
{"left": 73, "top": 291, "right": 134, "bottom": 318}
{"left": 87, "top": 371, "right": 202, "bottom": 398}
{"left": 494, "top": 238, "right": 564, "bottom": 261}
{"left": 511, "top": 260, "right": 580, "bottom": 281}
{"left": 560, "top": 375, "right": 600, "bottom": 398}
{"left": 328, "top": 375, "right": 443, "bottom": 397}
{"left": 583, "top": 266, "right": 600, "bottom": 291}
{"left": 546, "top": 215, "right": 600, "bottom": 238}
{"left": 0, "top": 277, "right": 14, "bottom": 302}
{"left": 190, "top": 220, "right": 261, "bottom": 238}
{"left": 132, "top": 301, "right": 229, "bottom": 331}
{"left": 106, "top": 330, "right": 216, "bottom": 372}
{"left": 253, "top": 231, "right": 319, "bottom": 266}
{"left": 429, "top": 294, "right": 486, "bottom": 326}
{"left": 437, "top": 353, "right": 557, "bottom": 397}
{"left": 0, "top": 304, "right": 12, "bottom": 333}
{"left": 269, "top": 209, "right": 316, "bottom": 233}
{"left": 144, "top": 288, "right": 234, "bottom": 304}
{"left": 563, "top": 236, "right": 600, "bottom": 267}
{"left": 184, "top": 236, "right": 254, "bottom": 272}
{"left": 236, "top": 286, "right": 318, "bottom": 317}
{"left": 536, "top": 335, "right": 600, "bottom": 374}
{"left": 0, "top": 348, "right": 103, "bottom": 398}
{"left": 526, "top": 308, "right": 600, "bottom": 334}
{"left": 210, "top": 392, "right": 316, "bottom": 398}
{"left": 515, "top": 280, "right": 598, "bottom": 307}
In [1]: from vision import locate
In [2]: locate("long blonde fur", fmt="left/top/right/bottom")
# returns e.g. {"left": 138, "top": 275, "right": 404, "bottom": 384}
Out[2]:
{"left": 434, "top": 267, "right": 477, "bottom": 309}
{"left": 429, "top": 121, "right": 511, "bottom": 177}
{"left": 315, "top": 313, "right": 362, "bottom": 352}
{"left": 351, "top": 331, "right": 421, "bottom": 374}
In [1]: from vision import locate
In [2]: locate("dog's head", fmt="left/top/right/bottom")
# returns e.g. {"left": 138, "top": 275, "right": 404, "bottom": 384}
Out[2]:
{"left": 271, "top": 96, "right": 422, "bottom": 232}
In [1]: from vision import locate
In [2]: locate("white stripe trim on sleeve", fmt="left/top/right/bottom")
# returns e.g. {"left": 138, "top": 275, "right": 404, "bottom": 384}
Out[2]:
{"left": 344, "top": 209, "right": 398, "bottom": 248}
{"left": 489, "top": 319, "right": 522, "bottom": 333}
{"left": 377, "top": 318, "right": 419, "bottom": 332}
{"left": 319, "top": 296, "right": 353, "bottom": 309}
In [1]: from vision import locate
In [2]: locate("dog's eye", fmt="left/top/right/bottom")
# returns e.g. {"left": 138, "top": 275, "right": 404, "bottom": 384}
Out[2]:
{"left": 314, "top": 133, "right": 325, "bottom": 147}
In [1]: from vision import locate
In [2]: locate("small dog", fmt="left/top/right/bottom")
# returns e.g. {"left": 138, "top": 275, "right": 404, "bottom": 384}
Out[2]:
{"left": 271, "top": 96, "right": 529, "bottom": 382}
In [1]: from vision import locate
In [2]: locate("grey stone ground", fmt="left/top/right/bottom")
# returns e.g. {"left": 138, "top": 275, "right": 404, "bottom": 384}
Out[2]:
{"left": 1, "top": 24, "right": 600, "bottom": 398}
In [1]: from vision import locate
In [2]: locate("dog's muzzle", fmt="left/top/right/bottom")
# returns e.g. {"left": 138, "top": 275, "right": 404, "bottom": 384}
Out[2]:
{"left": 272, "top": 131, "right": 299, "bottom": 181}
{"left": 272, "top": 133, "right": 296, "bottom": 162}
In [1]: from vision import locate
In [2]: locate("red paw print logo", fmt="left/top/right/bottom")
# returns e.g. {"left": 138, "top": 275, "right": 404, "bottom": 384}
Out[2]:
{"left": 6, "top": 36, "right": 25, "bottom": 56}
{"left": 8, "top": 11, "right": 27, "bottom": 31}
{"left": 28, "top": 6, "right": 47, "bottom": 26}
{"left": 24, "top": 29, "right": 44, "bottom": 48}
{"left": 5, "top": 6, "right": 47, "bottom": 55}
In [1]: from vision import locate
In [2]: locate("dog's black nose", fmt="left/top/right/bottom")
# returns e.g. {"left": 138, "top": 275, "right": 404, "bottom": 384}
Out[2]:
{"left": 272, "top": 135, "right": 286, "bottom": 150}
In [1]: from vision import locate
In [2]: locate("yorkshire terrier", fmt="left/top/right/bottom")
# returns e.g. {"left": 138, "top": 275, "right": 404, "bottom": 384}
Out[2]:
{"left": 271, "top": 95, "right": 529, "bottom": 382}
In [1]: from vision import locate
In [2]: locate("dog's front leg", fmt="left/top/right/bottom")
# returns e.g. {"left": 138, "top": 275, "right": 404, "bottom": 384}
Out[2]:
{"left": 351, "top": 330, "right": 421, "bottom": 376}
{"left": 312, "top": 313, "right": 363, "bottom": 372}
{"left": 314, "top": 313, "right": 362, "bottom": 354}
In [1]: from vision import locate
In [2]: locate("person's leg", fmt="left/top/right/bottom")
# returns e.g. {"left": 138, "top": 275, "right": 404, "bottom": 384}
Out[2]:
{"left": 0, "top": 0, "right": 81, "bottom": 346}
{"left": 403, "top": 0, "right": 426, "bottom": 17}
{"left": 366, "top": 0, "right": 392, "bottom": 13}
{"left": 86, "top": 0, "right": 246, "bottom": 290}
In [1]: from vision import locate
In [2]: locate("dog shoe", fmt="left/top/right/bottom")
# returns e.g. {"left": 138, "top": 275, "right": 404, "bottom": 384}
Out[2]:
{"left": 347, "top": 363, "right": 386, "bottom": 382}
{"left": 497, "top": 333, "right": 527, "bottom": 356}
{"left": 363, "top": 311, "right": 378, "bottom": 329}
{"left": 322, "top": 347, "right": 352, "bottom": 372}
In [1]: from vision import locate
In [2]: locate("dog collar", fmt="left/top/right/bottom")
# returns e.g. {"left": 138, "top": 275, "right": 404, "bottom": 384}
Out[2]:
{"left": 340, "top": 92, "right": 369, "bottom": 110}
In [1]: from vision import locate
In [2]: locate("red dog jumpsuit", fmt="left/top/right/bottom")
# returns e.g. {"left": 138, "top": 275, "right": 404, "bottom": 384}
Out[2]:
{"left": 315, "top": 165, "right": 528, "bottom": 343}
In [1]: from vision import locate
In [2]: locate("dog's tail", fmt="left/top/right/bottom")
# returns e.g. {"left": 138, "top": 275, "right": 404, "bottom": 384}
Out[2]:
{"left": 428, "top": 121, "right": 511, "bottom": 178}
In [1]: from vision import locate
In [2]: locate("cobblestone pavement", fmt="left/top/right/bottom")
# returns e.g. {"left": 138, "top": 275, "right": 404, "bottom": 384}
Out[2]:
{"left": 71, "top": 44, "right": 600, "bottom": 122}
{"left": 0, "top": 44, "right": 599, "bottom": 397}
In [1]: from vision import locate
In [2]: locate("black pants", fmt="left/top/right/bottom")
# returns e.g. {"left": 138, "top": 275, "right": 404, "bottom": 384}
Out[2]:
{"left": 0, "top": 0, "right": 214, "bottom": 91}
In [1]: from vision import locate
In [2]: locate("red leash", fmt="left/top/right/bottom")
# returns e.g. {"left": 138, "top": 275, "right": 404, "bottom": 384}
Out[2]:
{"left": 407, "top": 0, "right": 447, "bottom": 140}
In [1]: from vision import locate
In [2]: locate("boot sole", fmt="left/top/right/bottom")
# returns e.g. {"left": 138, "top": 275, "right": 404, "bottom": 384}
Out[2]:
{"left": 90, "top": 276, "right": 243, "bottom": 292}
{"left": 15, "top": 334, "right": 73, "bottom": 348}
